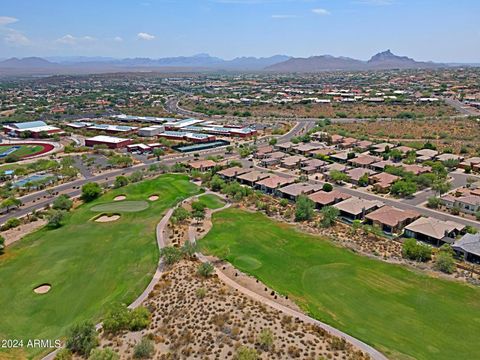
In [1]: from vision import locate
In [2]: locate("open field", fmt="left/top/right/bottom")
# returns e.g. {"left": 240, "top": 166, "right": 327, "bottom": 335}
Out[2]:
{"left": 327, "top": 117, "right": 480, "bottom": 154}
{"left": 0, "top": 174, "right": 199, "bottom": 359}
{"left": 195, "top": 194, "right": 225, "bottom": 209}
{"left": 199, "top": 208, "right": 480, "bottom": 360}
{"left": 182, "top": 99, "right": 458, "bottom": 119}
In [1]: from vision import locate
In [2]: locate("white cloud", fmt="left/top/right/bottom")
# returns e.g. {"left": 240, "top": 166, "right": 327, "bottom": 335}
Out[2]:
{"left": 271, "top": 14, "right": 298, "bottom": 19}
{"left": 4, "top": 29, "right": 30, "bottom": 45}
{"left": 56, "top": 34, "right": 95, "bottom": 45}
{"left": 312, "top": 8, "right": 331, "bottom": 15}
{"left": 113, "top": 36, "right": 123, "bottom": 42}
{"left": 0, "top": 16, "right": 18, "bottom": 26}
{"left": 137, "top": 32, "right": 155, "bottom": 41}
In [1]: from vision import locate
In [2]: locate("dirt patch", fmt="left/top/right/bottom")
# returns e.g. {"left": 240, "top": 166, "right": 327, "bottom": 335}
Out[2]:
{"left": 33, "top": 284, "right": 51, "bottom": 294}
{"left": 95, "top": 214, "right": 121, "bottom": 223}
{"left": 114, "top": 195, "right": 126, "bottom": 201}
{"left": 148, "top": 195, "right": 159, "bottom": 201}
{"left": 2, "top": 218, "right": 47, "bottom": 247}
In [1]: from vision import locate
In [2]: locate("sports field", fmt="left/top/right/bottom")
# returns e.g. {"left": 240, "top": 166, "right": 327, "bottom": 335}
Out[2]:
{"left": 0, "top": 174, "right": 199, "bottom": 359}
{"left": 0, "top": 144, "right": 46, "bottom": 159}
{"left": 199, "top": 209, "right": 480, "bottom": 360}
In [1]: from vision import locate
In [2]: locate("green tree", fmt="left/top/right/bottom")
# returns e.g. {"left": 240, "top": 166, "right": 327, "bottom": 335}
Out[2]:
{"left": 427, "top": 197, "right": 441, "bottom": 209}
{"left": 320, "top": 206, "right": 339, "bottom": 228}
{"left": 0, "top": 235, "right": 5, "bottom": 255}
{"left": 54, "top": 348, "right": 72, "bottom": 360}
{"left": 65, "top": 321, "right": 98, "bottom": 356}
{"left": 329, "top": 170, "right": 350, "bottom": 184}
{"left": 391, "top": 180, "right": 417, "bottom": 197}
{"left": 1, "top": 196, "right": 21, "bottom": 212}
{"left": 81, "top": 182, "right": 102, "bottom": 202}
{"left": 322, "top": 183, "right": 333, "bottom": 192}
{"left": 129, "top": 306, "right": 151, "bottom": 331}
{"left": 52, "top": 194, "right": 73, "bottom": 211}
{"left": 402, "top": 239, "right": 432, "bottom": 262}
{"left": 47, "top": 210, "right": 66, "bottom": 229}
{"left": 103, "top": 303, "right": 131, "bottom": 334}
{"left": 197, "top": 262, "right": 215, "bottom": 277}
{"left": 269, "top": 138, "right": 278, "bottom": 146}
{"left": 295, "top": 195, "right": 314, "bottom": 222}
{"left": 152, "top": 148, "right": 164, "bottom": 161}
{"left": 172, "top": 206, "right": 190, "bottom": 223}
{"left": 358, "top": 173, "right": 370, "bottom": 187}
{"left": 113, "top": 176, "right": 129, "bottom": 189}
{"left": 88, "top": 348, "right": 119, "bottom": 360}
{"left": 432, "top": 179, "right": 451, "bottom": 196}
{"left": 210, "top": 175, "right": 226, "bottom": 192}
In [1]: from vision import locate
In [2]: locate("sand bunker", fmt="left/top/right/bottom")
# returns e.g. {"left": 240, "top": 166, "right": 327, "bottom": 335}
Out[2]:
{"left": 34, "top": 284, "right": 51, "bottom": 294}
{"left": 148, "top": 195, "right": 159, "bottom": 201}
{"left": 114, "top": 195, "right": 126, "bottom": 201}
{"left": 95, "top": 214, "right": 121, "bottom": 223}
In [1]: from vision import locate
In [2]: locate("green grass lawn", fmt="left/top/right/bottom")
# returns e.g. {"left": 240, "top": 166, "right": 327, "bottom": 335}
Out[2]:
{"left": 0, "top": 174, "right": 199, "bottom": 359}
{"left": 199, "top": 209, "right": 480, "bottom": 360}
{"left": 0, "top": 145, "right": 44, "bottom": 158}
{"left": 196, "top": 194, "right": 225, "bottom": 210}
{"left": 90, "top": 200, "right": 150, "bottom": 213}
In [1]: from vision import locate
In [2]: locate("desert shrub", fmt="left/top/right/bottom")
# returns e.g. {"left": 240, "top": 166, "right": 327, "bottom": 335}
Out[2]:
{"left": 160, "top": 246, "right": 183, "bottom": 265}
{"left": 197, "top": 262, "right": 215, "bottom": 277}
{"left": 1, "top": 217, "right": 21, "bottom": 231}
{"left": 129, "top": 307, "right": 151, "bottom": 331}
{"left": 196, "top": 287, "right": 207, "bottom": 299}
{"left": 427, "top": 197, "right": 441, "bottom": 209}
{"left": 295, "top": 195, "right": 314, "bottom": 222}
{"left": 402, "top": 238, "right": 432, "bottom": 262}
{"left": 52, "top": 194, "right": 73, "bottom": 211}
{"left": 103, "top": 304, "right": 150, "bottom": 333}
{"left": 257, "top": 328, "right": 274, "bottom": 350}
{"left": 89, "top": 348, "right": 119, "bottom": 360}
{"left": 54, "top": 348, "right": 72, "bottom": 360}
{"left": 320, "top": 206, "right": 339, "bottom": 228}
{"left": 65, "top": 321, "right": 98, "bottom": 356}
{"left": 133, "top": 337, "right": 154, "bottom": 359}
{"left": 234, "top": 346, "right": 258, "bottom": 360}
{"left": 434, "top": 245, "right": 456, "bottom": 274}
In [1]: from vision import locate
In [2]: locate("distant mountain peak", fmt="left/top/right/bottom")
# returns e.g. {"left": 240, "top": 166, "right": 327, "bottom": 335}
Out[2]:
{"left": 368, "top": 50, "right": 413, "bottom": 63}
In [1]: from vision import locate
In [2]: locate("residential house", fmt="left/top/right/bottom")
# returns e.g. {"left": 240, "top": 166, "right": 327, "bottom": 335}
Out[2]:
{"left": 188, "top": 159, "right": 217, "bottom": 172}
{"left": 254, "top": 145, "right": 274, "bottom": 159}
{"left": 370, "top": 172, "right": 400, "bottom": 193}
{"left": 281, "top": 155, "right": 308, "bottom": 169}
{"left": 308, "top": 190, "right": 351, "bottom": 209}
{"left": 301, "top": 159, "right": 328, "bottom": 174}
{"left": 440, "top": 193, "right": 480, "bottom": 215}
{"left": 346, "top": 168, "right": 377, "bottom": 185}
{"left": 217, "top": 166, "right": 250, "bottom": 181}
{"left": 333, "top": 197, "right": 384, "bottom": 221}
{"left": 236, "top": 171, "right": 270, "bottom": 186}
{"left": 453, "top": 233, "right": 480, "bottom": 263}
{"left": 404, "top": 217, "right": 465, "bottom": 246}
{"left": 279, "top": 183, "right": 323, "bottom": 201}
{"left": 365, "top": 206, "right": 420, "bottom": 234}
{"left": 370, "top": 142, "right": 395, "bottom": 155}
{"left": 348, "top": 154, "right": 381, "bottom": 168}
{"left": 435, "top": 153, "right": 464, "bottom": 163}
{"left": 416, "top": 149, "right": 438, "bottom": 162}
{"left": 254, "top": 175, "right": 295, "bottom": 195}
{"left": 330, "top": 151, "right": 352, "bottom": 163}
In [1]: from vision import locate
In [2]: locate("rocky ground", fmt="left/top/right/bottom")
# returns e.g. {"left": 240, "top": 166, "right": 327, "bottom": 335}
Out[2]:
{"left": 97, "top": 261, "right": 370, "bottom": 360}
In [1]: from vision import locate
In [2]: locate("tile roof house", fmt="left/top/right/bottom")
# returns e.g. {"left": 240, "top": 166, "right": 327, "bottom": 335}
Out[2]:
{"left": 435, "top": 153, "right": 464, "bottom": 162}
{"left": 189, "top": 159, "right": 217, "bottom": 171}
{"left": 348, "top": 154, "right": 381, "bottom": 168}
{"left": 281, "top": 155, "right": 308, "bottom": 169}
{"left": 370, "top": 172, "right": 400, "bottom": 193}
{"left": 346, "top": 168, "right": 377, "bottom": 185}
{"left": 217, "top": 166, "right": 251, "bottom": 180}
{"left": 365, "top": 206, "right": 420, "bottom": 234}
{"left": 333, "top": 197, "right": 384, "bottom": 221}
{"left": 236, "top": 170, "right": 270, "bottom": 186}
{"left": 279, "top": 183, "right": 323, "bottom": 201}
{"left": 254, "top": 175, "right": 295, "bottom": 195}
{"left": 254, "top": 145, "right": 274, "bottom": 159}
{"left": 402, "top": 164, "right": 432, "bottom": 176}
{"left": 370, "top": 142, "right": 396, "bottom": 155}
{"left": 440, "top": 193, "right": 480, "bottom": 215}
{"left": 308, "top": 190, "right": 351, "bottom": 209}
{"left": 453, "top": 233, "right": 480, "bottom": 263}
{"left": 404, "top": 217, "right": 466, "bottom": 246}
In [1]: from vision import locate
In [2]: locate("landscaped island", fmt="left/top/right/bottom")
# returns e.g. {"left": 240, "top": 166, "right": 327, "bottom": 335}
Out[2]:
{"left": 199, "top": 208, "right": 480, "bottom": 360}
{"left": 0, "top": 174, "right": 199, "bottom": 358}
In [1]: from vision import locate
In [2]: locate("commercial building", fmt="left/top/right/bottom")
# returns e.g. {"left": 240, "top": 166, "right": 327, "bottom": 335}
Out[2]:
{"left": 3, "top": 121, "right": 63, "bottom": 138}
{"left": 85, "top": 135, "right": 133, "bottom": 149}
{"left": 138, "top": 125, "right": 165, "bottom": 137}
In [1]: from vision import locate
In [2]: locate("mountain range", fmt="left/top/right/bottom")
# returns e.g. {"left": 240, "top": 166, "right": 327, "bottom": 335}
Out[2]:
{"left": 0, "top": 50, "right": 469, "bottom": 76}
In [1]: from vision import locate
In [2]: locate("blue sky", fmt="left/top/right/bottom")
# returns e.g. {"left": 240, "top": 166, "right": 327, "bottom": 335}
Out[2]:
{"left": 0, "top": 0, "right": 479, "bottom": 62}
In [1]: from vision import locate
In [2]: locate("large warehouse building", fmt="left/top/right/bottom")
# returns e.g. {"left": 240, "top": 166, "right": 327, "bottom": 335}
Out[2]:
{"left": 3, "top": 121, "right": 63, "bottom": 138}
{"left": 85, "top": 135, "right": 133, "bottom": 149}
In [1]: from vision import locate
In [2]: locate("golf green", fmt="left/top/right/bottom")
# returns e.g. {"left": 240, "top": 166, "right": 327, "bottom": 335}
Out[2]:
{"left": 0, "top": 174, "right": 199, "bottom": 359}
{"left": 199, "top": 208, "right": 480, "bottom": 360}
{"left": 196, "top": 194, "right": 225, "bottom": 210}
{"left": 90, "top": 200, "right": 149, "bottom": 213}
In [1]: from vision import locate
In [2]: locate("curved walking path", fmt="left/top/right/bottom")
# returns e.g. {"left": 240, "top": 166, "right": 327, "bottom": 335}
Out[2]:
{"left": 189, "top": 194, "right": 389, "bottom": 360}
{"left": 43, "top": 190, "right": 387, "bottom": 360}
